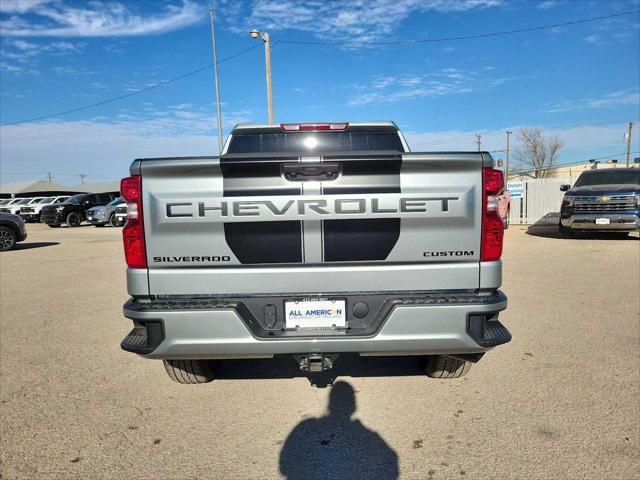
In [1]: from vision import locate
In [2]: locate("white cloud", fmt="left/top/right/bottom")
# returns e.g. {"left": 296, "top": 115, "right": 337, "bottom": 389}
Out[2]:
{"left": 348, "top": 68, "right": 519, "bottom": 105}
{"left": 583, "top": 34, "right": 602, "bottom": 44}
{"left": 0, "top": 110, "right": 255, "bottom": 182}
{"left": 0, "top": 0, "right": 54, "bottom": 14}
{"left": 0, "top": 38, "right": 84, "bottom": 73}
{"left": 226, "top": 0, "right": 503, "bottom": 44}
{"left": 1, "top": 120, "right": 633, "bottom": 183}
{"left": 536, "top": 0, "right": 564, "bottom": 9}
{"left": 545, "top": 90, "right": 640, "bottom": 113}
{"left": 405, "top": 123, "right": 633, "bottom": 156}
{"left": 0, "top": 0, "right": 203, "bottom": 37}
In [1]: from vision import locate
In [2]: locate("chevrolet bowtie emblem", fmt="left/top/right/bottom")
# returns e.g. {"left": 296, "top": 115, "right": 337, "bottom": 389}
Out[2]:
{"left": 599, "top": 196, "right": 609, "bottom": 202}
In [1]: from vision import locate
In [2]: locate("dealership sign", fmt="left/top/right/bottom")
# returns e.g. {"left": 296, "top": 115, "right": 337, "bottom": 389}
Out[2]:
{"left": 507, "top": 181, "right": 524, "bottom": 198}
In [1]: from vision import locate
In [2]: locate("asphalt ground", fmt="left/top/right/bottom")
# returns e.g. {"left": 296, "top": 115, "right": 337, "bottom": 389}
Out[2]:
{"left": 1, "top": 223, "right": 638, "bottom": 479}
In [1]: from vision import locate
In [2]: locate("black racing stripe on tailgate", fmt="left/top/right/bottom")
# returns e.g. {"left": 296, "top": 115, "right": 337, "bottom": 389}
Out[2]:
{"left": 221, "top": 158, "right": 302, "bottom": 264}
{"left": 322, "top": 154, "right": 401, "bottom": 262}
{"left": 224, "top": 221, "right": 302, "bottom": 264}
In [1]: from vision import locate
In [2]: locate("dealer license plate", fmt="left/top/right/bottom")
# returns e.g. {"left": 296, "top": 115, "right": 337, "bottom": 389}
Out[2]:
{"left": 595, "top": 218, "right": 610, "bottom": 225}
{"left": 285, "top": 298, "right": 346, "bottom": 330}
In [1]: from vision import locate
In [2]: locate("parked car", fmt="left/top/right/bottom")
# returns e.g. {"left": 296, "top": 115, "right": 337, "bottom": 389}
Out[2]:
{"left": 0, "top": 198, "right": 21, "bottom": 213}
{"left": 113, "top": 204, "right": 128, "bottom": 227}
{"left": 559, "top": 168, "right": 640, "bottom": 238}
{"left": 19, "top": 196, "right": 70, "bottom": 222}
{"left": 0, "top": 197, "right": 38, "bottom": 215}
{"left": 0, "top": 213, "right": 27, "bottom": 251}
{"left": 40, "top": 192, "right": 119, "bottom": 228}
{"left": 119, "top": 121, "right": 511, "bottom": 384}
{"left": 86, "top": 197, "right": 125, "bottom": 227}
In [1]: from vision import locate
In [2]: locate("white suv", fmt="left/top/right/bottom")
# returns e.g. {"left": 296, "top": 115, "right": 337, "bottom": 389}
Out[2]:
{"left": 19, "top": 196, "right": 70, "bottom": 222}
{"left": 0, "top": 197, "right": 39, "bottom": 216}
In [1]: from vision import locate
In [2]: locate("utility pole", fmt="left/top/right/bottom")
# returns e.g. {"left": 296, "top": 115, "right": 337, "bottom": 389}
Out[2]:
{"left": 47, "top": 172, "right": 54, "bottom": 183}
{"left": 625, "top": 122, "right": 633, "bottom": 167}
{"left": 505, "top": 130, "right": 512, "bottom": 180}
{"left": 79, "top": 174, "right": 87, "bottom": 184}
{"left": 264, "top": 32, "right": 273, "bottom": 123}
{"left": 475, "top": 134, "right": 482, "bottom": 152}
{"left": 250, "top": 29, "right": 274, "bottom": 123}
{"left": 209, "top": 8, "right": 224, "bottom": 155}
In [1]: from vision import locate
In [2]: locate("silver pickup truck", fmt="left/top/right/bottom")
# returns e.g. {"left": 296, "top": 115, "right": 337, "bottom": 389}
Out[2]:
{"left": 120, "top": 122, "right": 511, "bottom": 383}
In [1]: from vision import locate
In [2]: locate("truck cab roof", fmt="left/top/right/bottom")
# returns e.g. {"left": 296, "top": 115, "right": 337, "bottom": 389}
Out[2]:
{"left": 230, "top": 121, "right": 400, "bottom": 134}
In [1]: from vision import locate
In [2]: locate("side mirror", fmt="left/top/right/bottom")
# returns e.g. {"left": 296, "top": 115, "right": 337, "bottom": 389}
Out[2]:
{"left": 560, "top": 184, "right": 570, "bottom": 192}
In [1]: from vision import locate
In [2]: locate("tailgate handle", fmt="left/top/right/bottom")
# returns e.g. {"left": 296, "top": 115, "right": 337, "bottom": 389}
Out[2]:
{"left": 282, "top": 163, "right": 341, "bottom": 182}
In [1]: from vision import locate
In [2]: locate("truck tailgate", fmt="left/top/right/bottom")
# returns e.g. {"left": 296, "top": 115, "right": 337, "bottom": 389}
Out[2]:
{"left": 136, "top": 151, "right": 487, "bottom": 295}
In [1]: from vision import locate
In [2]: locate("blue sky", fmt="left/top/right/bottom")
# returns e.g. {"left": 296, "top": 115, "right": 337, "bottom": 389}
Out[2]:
{"left": 1, "top": 0, "right": 639, "bottom": 184}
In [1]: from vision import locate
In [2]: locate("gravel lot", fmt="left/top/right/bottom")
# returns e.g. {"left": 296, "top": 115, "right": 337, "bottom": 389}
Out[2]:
{"left": 1, "top": 223, "right": 638, "bottom": 479}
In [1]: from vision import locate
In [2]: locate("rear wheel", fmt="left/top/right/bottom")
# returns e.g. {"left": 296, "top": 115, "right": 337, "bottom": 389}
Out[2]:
{"left": 66, "top": 212, "right": 82, "bottom": 227}
{"left": 163, "top": 359, "right": 217, "bottom": 384}
{"left": 503, "top": 214, "right": 510, "bottom": 229}
{"left": 424, "top": 355, "right": 472, "bottom": 379}
{"left": 0, "top": 226, "right": 17, "bottom": 251}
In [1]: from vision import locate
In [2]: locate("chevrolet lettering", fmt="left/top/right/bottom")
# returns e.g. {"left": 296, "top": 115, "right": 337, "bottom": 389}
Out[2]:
{"left": 164, "top": 194, "right": 460, "bottom": 222}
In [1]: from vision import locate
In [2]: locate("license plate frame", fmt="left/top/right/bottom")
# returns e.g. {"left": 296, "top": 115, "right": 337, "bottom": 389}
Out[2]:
{"left": 284, "top": 297, "right": 347, "bottom": 331}
{"left": 595, "top": 218, "right": 610, "bottom": 225}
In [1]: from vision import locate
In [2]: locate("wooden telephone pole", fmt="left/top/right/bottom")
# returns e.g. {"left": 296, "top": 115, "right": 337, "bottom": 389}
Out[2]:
{"left": 475, "top": 134, "right": 482, "bottom": 151}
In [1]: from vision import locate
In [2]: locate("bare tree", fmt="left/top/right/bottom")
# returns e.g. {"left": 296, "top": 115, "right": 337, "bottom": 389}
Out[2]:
{"left": 513, "top": 128, "right": 564, "bottom": 178}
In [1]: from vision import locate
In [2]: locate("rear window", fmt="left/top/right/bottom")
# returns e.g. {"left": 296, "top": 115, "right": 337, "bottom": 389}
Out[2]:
{"left": 574, "top": 169, "right": 640, "bottom": 187}
{"left": 227, "top": 131, "right": 404, "bottom": 154}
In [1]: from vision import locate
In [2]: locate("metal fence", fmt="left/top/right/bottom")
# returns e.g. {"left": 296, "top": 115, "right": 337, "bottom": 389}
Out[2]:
{"left": 508, "top": 178, "right": 572, "bottom": 225}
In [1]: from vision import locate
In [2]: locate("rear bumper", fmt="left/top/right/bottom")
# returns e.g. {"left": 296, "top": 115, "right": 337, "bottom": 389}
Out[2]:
{"left": 561, "top": 212, "right": 639, "bottom": 231}
{"left": 122, "top": 291, "right": 510, "bottom": 359}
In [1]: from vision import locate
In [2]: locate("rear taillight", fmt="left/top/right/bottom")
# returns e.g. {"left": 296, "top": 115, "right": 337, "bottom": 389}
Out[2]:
{"left": 120, "top": 175, "right": 147, "bottom": 268}
{"left": 481, "top": 168, "right": 504, "bottom": 262}
{"left": 280, "top": 122, "right": 349, "bottom": 132}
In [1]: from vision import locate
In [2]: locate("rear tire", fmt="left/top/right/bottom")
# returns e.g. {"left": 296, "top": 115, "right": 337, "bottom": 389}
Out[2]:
{"left": 66, "top": 212, "right": 82, "bottom": 228}
{"left": 424, "top": 355, "right": 472, "bottom": 379}
{"left": 503, "top": 214, "right": 510, "bottom": 229}
{"left": 0, "top": 226, "right": 17, "bottom": 251}
{"left": 163, "top": 359, "right": 216, "bottom": 384}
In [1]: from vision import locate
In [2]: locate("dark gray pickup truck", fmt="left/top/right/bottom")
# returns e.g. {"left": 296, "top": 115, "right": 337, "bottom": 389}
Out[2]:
{"left": 559, "top": 168, "right": 640, "bottom": 237}
{"left": 119, "top": 122, "right": 511, "bottom": 383}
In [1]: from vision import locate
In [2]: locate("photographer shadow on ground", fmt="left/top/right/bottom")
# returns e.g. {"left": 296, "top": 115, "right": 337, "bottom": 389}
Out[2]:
{"left": 279, "top": 381, "right": 398, "bottom": 480}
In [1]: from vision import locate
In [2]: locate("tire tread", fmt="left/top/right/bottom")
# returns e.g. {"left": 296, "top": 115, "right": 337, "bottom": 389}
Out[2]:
{"left": 425, "top": 355, "right": 472, "bottom": 379}
{"left": 163, "top": 359, "right": 216, "bottom": 384}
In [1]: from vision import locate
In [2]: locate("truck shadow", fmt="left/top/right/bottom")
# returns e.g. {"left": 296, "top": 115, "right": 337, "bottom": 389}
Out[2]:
{"left": 279, "top": 381, "right": 399, "bottom": 480}
{"left": 525, "top": 214, "right": 638, "bottom": 240}
{"left": 11, "top": 241, "right": 60, "bottom": 250}
{"left": 216, "top": 354, "right": 425, "bottom": 388}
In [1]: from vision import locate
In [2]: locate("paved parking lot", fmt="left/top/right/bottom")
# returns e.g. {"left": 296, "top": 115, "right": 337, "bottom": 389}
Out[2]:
{"left": 1, "top": 224, "right": 638, "bottom": 479}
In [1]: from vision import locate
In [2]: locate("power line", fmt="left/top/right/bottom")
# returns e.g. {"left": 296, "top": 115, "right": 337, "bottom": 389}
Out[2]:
{"left": 1, "top": 43, "right": 262, "bottom": 127}
{"left": 1, "top": 10, "right": 638, "bottom": 126}
{"left": 277, "top": 10, "right": 640, "bottom": 46}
